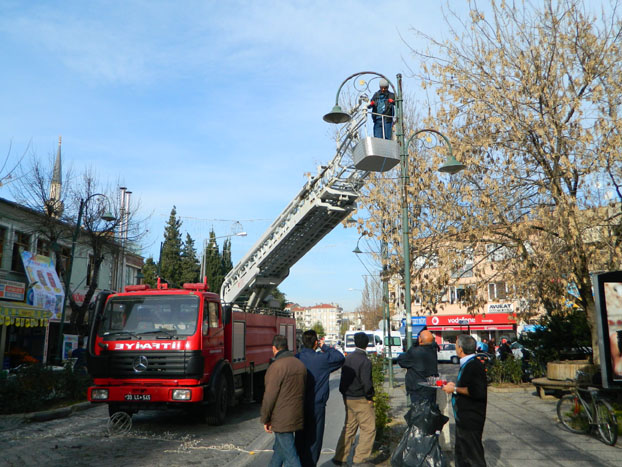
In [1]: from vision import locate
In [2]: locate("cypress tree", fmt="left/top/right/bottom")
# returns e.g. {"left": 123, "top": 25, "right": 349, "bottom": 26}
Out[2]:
{"left": 142, "top": 257, "right": 158, "bottom": 288}
{"left": 180, "top": 233, "right": 200, "bottom": 284}
{"left": 160, "top": 206, "right": 183, "bottom": 286}
{"left": 221, "top": 238, "right": 233, "bottom": 276}
{"left": 203, "top": 230, "right": 223, "bottom": 293}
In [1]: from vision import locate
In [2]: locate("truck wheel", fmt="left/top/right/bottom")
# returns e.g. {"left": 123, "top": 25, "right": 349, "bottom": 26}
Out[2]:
{"left": 206, "top": 377, "right": 229, "bottom": 426}
{"left": 451, "top": 356, "right": 459, "bottom": 364}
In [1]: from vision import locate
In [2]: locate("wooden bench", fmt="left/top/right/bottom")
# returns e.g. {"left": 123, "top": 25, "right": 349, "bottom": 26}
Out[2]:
{"left": 531, "top": 377, "right": 575, "bottom": 399}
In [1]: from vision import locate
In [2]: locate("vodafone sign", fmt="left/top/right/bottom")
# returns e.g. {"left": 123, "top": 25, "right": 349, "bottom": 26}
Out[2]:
{"left": 426, "top": 313, "right": 516, "bottom": 331}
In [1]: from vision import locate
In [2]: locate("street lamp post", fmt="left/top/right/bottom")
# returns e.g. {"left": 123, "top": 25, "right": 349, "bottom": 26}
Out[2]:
{"left": 56, "top": 194, "right": 114, "bottom": 363}
{"left": 353, "top": 231, "right": 394, "bottom": 386}
{"left": 325, "top": 72, "right": 466, "bottom": 352}
{"left": 401, "top": 127, "right": 465, "bottom": 349}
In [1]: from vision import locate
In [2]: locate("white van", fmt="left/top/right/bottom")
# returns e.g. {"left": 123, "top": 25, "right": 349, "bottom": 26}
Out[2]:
{"left": 384, "top": 334, "right": 403, "bottom": 361}
{"left": 344, "top": 330, "right": 384, "bottom": 356}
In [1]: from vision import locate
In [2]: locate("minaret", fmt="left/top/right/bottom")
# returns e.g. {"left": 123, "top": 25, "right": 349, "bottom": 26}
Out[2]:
{"left": 47, "top": 136, "right": 64, "bottom": 217}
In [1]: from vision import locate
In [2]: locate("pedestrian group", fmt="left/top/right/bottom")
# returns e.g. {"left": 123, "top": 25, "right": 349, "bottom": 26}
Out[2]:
{"left": 261, "top": 331, "right": 488, "bottom": 467}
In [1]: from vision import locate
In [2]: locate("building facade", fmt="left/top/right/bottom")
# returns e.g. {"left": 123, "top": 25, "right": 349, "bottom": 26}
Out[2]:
{"left": 0, "top": 197, "right": 143, "bottom": 367}
{"left": 288, "top": 303, "right": 343, "bottom": 342}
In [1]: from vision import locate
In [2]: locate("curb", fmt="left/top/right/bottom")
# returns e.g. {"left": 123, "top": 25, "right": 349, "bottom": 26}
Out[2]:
{"left": 17, "top": 401, "right": 96, "bottom": 423}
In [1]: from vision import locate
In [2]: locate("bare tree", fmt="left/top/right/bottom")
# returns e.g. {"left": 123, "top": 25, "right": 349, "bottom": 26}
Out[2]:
{"left": 363, "top": 0, "right": 622, "bottom": 365}
{"left": 66, "top": 169, "right": 147, "bottom": 330}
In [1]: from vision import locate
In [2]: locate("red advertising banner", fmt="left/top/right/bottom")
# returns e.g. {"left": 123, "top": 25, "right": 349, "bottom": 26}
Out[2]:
{"left": 427, "top": 313, "right": 515, "bottom": 326}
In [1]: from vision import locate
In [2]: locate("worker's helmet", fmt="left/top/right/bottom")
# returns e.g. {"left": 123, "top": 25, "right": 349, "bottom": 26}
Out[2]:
{"left": 379, "top": 78, "right": 389, "bottom": 89}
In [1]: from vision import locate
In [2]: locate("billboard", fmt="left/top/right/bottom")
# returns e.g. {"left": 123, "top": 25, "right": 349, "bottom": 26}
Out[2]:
{"left": 592, "top": 271, "right": 622, "bottom": 388}
{"left": 20, "top": 251, "right": 65, "bottom": 321}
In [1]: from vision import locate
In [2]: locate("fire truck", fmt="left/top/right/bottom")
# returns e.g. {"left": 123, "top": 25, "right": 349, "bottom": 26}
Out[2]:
{"left": 86, "top": 96, "right": 395, "bottom": 424}
{"left": 86, "top": 278, "right": 295, "bottom": 425}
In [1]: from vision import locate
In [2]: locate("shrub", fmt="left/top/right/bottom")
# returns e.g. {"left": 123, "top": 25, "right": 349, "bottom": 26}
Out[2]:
{"left": 370, "top": 354, "right": 392, "bottom": 437}
{"left": 488, "top": 356, "right": 523, "bottom": 385}
{"left": 0, "top": 363, "right": 91, "bottom": 414}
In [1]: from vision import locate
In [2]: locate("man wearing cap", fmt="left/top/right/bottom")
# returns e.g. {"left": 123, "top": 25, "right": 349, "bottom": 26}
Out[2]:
{"left": 332, "top": 332, "right": 375, "bottom": 467}
{"left": 368, "top": 78, "right": 395, "bottom": 139}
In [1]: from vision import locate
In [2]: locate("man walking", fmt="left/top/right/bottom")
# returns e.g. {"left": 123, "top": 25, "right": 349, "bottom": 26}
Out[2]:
{"left": 295, "top": 330, "right": 345, "bottom": 466}
{"left": 332, "top": 332, "right": 375, "bottom": 467}
{"left": 261, "top": 334, "right": 307, "bottom": 467}
{"left": 397, "top": 330, "right": 439, "bottom": 405}
{"left": 442, "top": 334, "right": 488, "bottom": 467}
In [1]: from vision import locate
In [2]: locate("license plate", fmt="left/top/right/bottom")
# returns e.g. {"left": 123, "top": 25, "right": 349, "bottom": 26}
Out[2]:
{"left": 124, "top": 394, "right": 151, "bottom": 401}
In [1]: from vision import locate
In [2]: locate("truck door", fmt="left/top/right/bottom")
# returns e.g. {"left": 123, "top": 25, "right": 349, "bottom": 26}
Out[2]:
{"left": 202, "top": 299, "right": 224, "bottom": 375}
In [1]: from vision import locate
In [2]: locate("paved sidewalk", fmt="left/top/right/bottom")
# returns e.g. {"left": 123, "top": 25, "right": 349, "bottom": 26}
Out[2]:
{"left": 387, "top": 366, "right": 621, "bottom": 466}
{"left": 0, "top": 401, "right": 95, "bottom": 431}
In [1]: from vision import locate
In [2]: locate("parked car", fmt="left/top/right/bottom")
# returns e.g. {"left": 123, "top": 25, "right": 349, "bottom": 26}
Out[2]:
{"left": 437, "top": 343, "right": 460, "bottom": 364}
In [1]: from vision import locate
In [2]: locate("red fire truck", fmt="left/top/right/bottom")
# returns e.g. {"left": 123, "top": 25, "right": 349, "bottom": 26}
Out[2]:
{"left": 86, "top": 279, "right": 296, "bottom": 425}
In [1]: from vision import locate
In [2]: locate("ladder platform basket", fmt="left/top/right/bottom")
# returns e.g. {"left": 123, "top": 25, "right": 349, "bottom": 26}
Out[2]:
{"left": 352, "top": 136, "right": 400, "bottom": 172}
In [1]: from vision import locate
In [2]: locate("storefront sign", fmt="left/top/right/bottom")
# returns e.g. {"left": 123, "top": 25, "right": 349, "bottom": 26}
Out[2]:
{"left": 0, "top": 279, "right": 25, "bottom": 301}
{"left": 427, "top": 312, "right": 516, "bottom": 331}
{"left": 21, "top": 251, "right": 64, "bottom": 320}
{"left": 0, "top": 302, "right": 52, "bottom": 327}
{"left": 487, "top": 303, "right": 513, "bottom": 313}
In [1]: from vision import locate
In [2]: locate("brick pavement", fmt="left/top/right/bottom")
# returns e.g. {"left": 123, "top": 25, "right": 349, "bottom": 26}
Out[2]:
{"left": 388, "top": 366, "right": 622, "bottom": 467}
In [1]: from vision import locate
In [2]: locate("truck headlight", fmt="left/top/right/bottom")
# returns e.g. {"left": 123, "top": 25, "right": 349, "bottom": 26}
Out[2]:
{"left": 91, "top": 389, "right": 109, "bottom": 400}
{"left": 172, "top": 389, "right": 192, "bottom": 400}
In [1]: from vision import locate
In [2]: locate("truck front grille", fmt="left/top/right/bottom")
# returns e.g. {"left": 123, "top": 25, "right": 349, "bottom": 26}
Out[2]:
{"left": 89, "top": 350, "right": 203, "bottom": 378}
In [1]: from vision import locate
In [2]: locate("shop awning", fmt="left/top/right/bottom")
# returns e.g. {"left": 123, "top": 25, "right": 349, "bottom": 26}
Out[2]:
{"left": 0, "top": 302, "right": 52, "bottom": 327}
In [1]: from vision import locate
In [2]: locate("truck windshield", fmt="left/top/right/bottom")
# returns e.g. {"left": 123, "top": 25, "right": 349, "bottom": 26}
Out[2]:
{"left": 98, "top": 295, "right": 199, "bottom": 338}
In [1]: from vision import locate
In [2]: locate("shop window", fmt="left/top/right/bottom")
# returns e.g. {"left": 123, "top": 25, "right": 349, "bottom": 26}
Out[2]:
{"left": 11, "top": 231, "right": 31, "bottom": 272}
{"left": 488, "top": 282, "right": 507, "bottom": 300}
{"left": 0, "top": 226, "right": 5, "bottom": 267}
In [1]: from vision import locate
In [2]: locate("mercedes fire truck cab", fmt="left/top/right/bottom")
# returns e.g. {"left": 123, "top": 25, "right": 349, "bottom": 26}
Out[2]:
{"left": 86, "top": 279, "right": 296, "bottom": 425}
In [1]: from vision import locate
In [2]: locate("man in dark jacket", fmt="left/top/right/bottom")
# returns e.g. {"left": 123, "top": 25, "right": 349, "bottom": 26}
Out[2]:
{"left": 261, "top": 334, "right": 307, "bottom": 467}
{"left": 442, "top": 334, "right": 487, "bottom": 467}
{"left": 332, "top": 332, "right": 375, "bottom": 467}
{"left": 397, "top": 329, "right": 439, "bottom": 405}
{"left": 295, "top": 330, "right": 344, "bottom": 467}
{"left": 368, "top": 78, "right": 395, "bottom": 139}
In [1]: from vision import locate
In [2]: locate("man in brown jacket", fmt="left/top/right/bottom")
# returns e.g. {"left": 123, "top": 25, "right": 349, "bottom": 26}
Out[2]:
{"left": 261, "top": 334, "right": 307, "bottom": 467}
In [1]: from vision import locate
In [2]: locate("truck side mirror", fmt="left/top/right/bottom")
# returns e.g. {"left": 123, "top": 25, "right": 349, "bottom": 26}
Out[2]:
{"left": 88, "top": 290, "right": 114, "bottom": 356}
{"left": 222, "top": 305, "right": 232, "bottom": 325}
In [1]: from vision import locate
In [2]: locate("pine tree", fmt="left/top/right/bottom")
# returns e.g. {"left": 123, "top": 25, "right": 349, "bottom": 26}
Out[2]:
{"left": 203, "top": 229, "right": 223, "bottom": 293}
{"left": 180, "top": 233, "right": 200, "bottom": 284}
{"left": 160, "top": 206, "right": 183, "bottom": 286}
{"left": 142, "top": 257, "right": 158, "bottom": 287}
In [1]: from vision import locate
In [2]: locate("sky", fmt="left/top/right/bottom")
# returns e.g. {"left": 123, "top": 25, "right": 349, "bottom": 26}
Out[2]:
{"left": 0, "top": 0, "right": 474, "bottom": 313}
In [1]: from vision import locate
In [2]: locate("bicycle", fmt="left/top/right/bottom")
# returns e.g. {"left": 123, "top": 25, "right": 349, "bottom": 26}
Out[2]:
{"left": 556, "top": 372, "right": 618, "bottom": 446}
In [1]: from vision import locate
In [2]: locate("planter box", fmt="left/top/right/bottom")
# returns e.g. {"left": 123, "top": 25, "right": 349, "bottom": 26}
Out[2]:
{"left": 546, "top": 360, "right": 596, "bottom": 381}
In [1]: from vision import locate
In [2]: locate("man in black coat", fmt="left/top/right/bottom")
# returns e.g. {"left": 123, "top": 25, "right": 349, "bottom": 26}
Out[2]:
{"left": 333, "top": 332, "right": 376, "bottom": 467}
{"left": 442, "top": 334, "right": 487, "bottom": 467}
{"left": 397, "top": 330, "right": 439, "bottom": 405}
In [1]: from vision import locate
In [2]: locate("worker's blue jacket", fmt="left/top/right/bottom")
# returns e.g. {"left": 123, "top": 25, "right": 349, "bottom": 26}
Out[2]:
{"left": 296, "top": 345, "right": 345, "bottom": 406}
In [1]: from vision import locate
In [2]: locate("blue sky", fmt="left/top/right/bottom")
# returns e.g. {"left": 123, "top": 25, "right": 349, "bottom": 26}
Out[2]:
{"left": 0, "top": 0, "right": 472, "bottom": 312}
